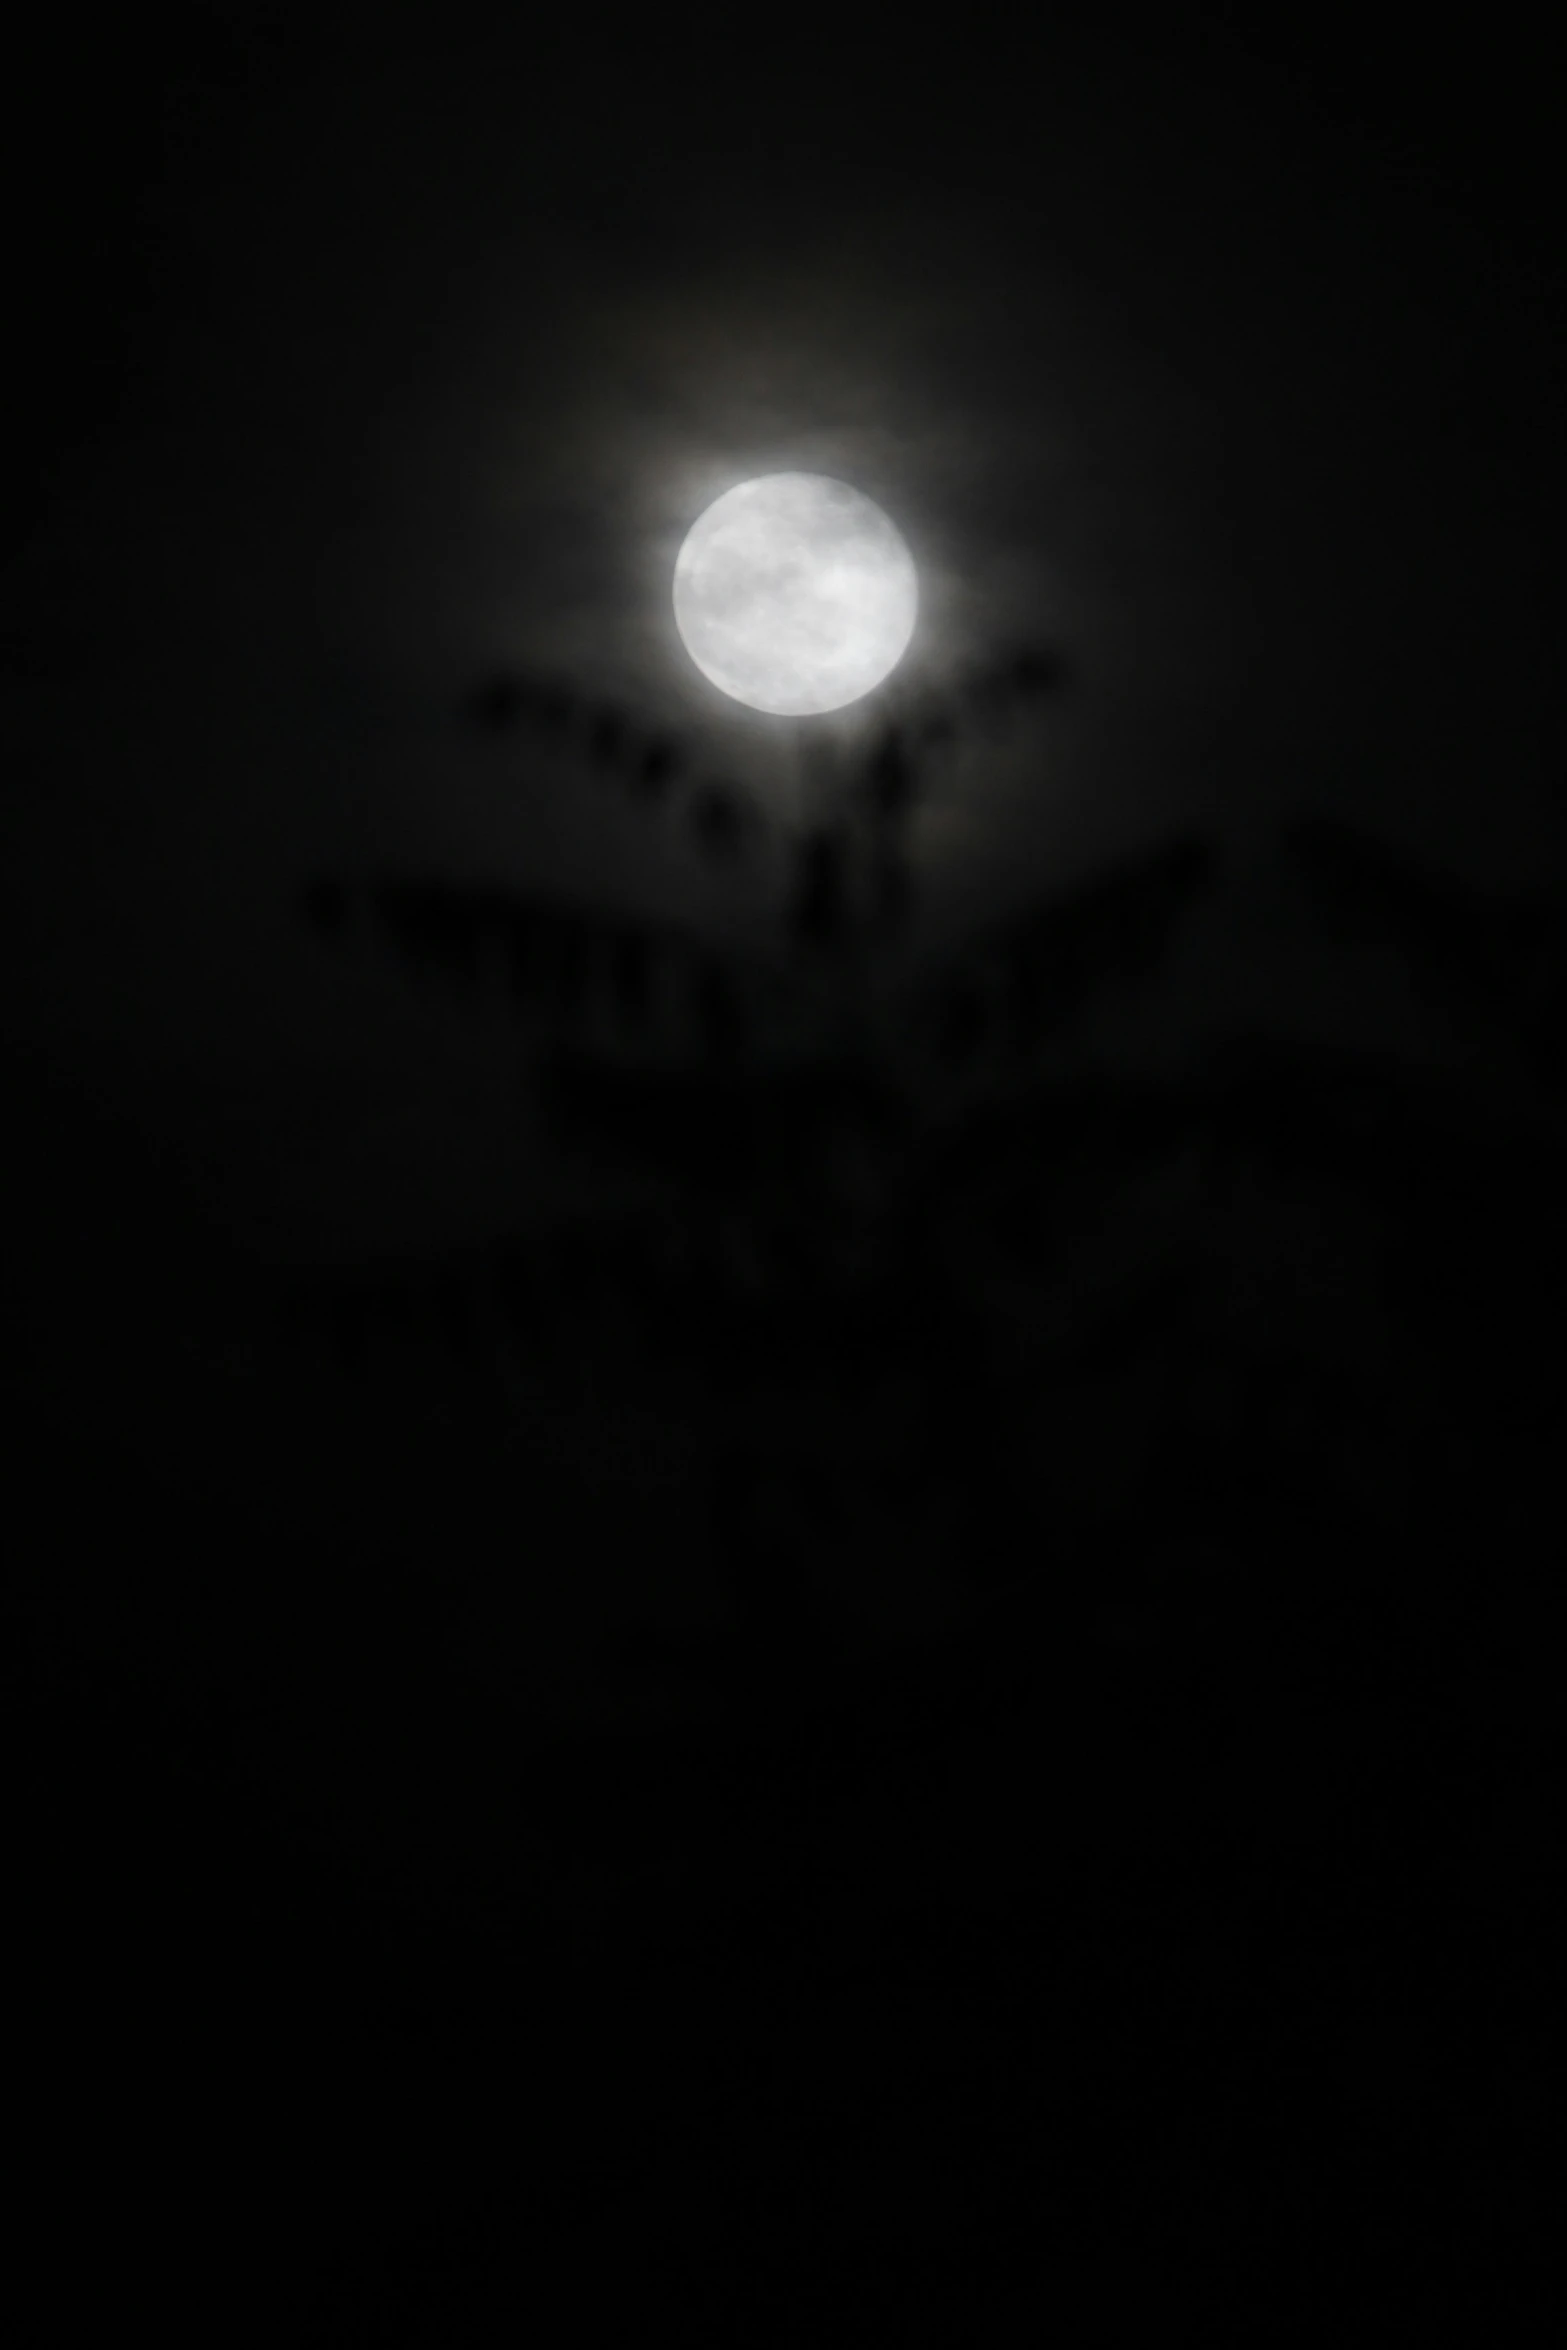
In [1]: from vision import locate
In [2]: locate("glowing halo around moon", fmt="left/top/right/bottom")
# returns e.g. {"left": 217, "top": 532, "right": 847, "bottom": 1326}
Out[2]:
{"left": 672, "top": 473, "right": 918, "bottom": 716}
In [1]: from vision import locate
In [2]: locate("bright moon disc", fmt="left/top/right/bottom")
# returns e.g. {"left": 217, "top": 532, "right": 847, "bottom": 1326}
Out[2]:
{"left": 673, "top": 474, "right": 917, "bottom": 715}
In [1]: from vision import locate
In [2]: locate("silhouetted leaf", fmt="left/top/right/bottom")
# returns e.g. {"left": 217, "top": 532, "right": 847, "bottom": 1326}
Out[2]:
{"left": 789, "top": 826, "right": 851, "bottom": 951}
{"left": 688, "top": 780, "right": 749, "bottom": 863}
{"left": 1003, "top": 642, "right": 1070, "bottom": 697}
{"left": 930, "top": 832, "right": 1216, "bottom": 1060}
{"left": 1281, "top": 818, "right": 1439, "bottom": 944}
{"left": 630, "top": 737, "right": 679, "bottom": 800}
{"left": 871, "top": 847, "right": 911, "bottom": 936}
{"left": 466, "top": 675, "right": 524, "bottom": 731}
{"left": 1282, "top": 817, "right": 1560, "bottom": 1069}
{"left": 533, "top": 1047, "right": 910, "bottom": 1246}
{"left": 607, "top": 921, "right": 654, "bottom": 1035}
{"left": 372, "top": 882, "right": 487, "bottom": 989}
{"left": 913, "top": 1074, "right": 1192, "bottom": 1243}
{"left": 587, "top": 705, "right": 629, "bottom": 766}
{"left": 907, "top": 640, "right": 1070, "bottom": 765}
{"left": 1190, "top": 1032, "right": 1567, "bottom": 1382}
{"left": 467, "top": 669, "right": 580, "bottom": 732}
{"left": 1200, "top": 1030, "right": 1525, "bottom": 1197}
{"left": 532, "top": 680, "right": 576, "bottom": 733}
{"left": 862, "top": 725, "right": 919, "bottom": 823}
{"left": 491, "top": 899, "right": 591, "bottom": 1019}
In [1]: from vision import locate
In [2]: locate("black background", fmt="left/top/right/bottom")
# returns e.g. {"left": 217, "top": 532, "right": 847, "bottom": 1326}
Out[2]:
{"left": 4, "top": 6, "right": 1561, "bottom": 2336}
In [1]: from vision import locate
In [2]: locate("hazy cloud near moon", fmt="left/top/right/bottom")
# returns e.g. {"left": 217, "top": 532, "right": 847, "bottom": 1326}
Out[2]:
{"left": 5, "top": 12, "right": 1562, "bottom": 1233}
{"left": 329, "top": 175, "right": 1259, "bottom": 904}
{"left": 78, "top": 12, "right": 1542, "bottom": 909}
{"left": 319, "top": 38, "right": 1546, "bottom": 901}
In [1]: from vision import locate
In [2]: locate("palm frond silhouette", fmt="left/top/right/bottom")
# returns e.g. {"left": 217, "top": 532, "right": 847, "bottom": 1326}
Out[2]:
{"left": 284, "top": 641, "right": 1567, "bottom": 1717}
{"left": 290, "top": 634, "right": 1220, "bottom": 1388}
{"left": 457, "top": 637, "right": 1069, "bottom": 909}
{"left": 1280, "top": 815, "right": 1566, "bottom": 1096}
{"left": 908, "top": 834, "right": 1215, "bottom": 1073}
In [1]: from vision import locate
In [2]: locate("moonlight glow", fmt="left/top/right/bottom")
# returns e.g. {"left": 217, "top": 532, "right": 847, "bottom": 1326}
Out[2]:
{"left": 673, "top": 474, "right": 918, "bottom": 716}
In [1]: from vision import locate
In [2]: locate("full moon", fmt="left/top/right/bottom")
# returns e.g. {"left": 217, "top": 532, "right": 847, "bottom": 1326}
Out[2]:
{"left": 672, "top": 474, "right": 918, "bottom": 716}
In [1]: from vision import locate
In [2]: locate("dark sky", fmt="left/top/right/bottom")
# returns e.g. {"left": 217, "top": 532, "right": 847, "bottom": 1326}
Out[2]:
{"left": 6, "top": 7, "right": 1561, "bottom": 1259}
{"left": 6, "top": 22, "right": 1563, "bottom": 2283}
{"left": 3, "top": 4, "right": 1562, "bottom": 1554}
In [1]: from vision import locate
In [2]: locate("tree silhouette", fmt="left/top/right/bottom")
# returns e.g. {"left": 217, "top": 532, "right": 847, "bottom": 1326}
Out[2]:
{"left": 284, "top": 635, "right": 1567, "bottom": 1739}
{"left": 788, "top": 824, "right": 853, "bottom": 953}
{"left": 1280, "top": 815, "right": 1567, "bottom": 1100}
{"left": 456, "top": 637, "right": 1067, "bottom": 906}
{"left": 285, "top": 635, "right": 1243, "bottom": 1697}
{"left": 686, "top": 778, "right": 751, "bottom": 864}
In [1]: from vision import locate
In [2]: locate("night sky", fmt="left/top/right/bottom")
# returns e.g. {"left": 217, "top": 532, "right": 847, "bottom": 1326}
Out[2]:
{"left": 5, "top": 9, "right": 1562, "bottom": 2326}
{"left": 5, "top": 4, "right": 1560, "bottom": 1480}
{"left": 7, "top": 8, "right": 1561, "bottom": 1249}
